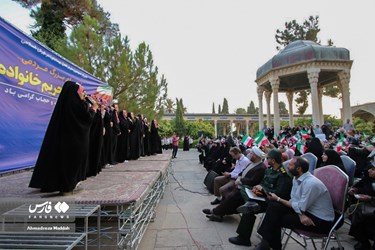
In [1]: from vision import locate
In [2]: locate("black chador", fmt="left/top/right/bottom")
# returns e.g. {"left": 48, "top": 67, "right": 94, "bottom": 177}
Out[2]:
{"left": 100, "top": 108, "right": 112, "bottom": 167}
{"left": 138, "top": 115, "right": 145, "bottom": 157}
{"left": 29, "top": 81, "right": 95, "bottom": 193}
{"left": 129, "top": 114, "right": 141, "bottom": 160}
{"left": 183, "top": 136, "right": 190, "bottom": 151}
{"left": 116, "top": 110, "right": 130, "bottom": 162}
{"left": 109, "top": 106, "right": 120, "bottom": 164}
{"left": 86, "top": 109, "right": 104, "bottom": 177}
{"left": 143, "top": 120, "right": 150, "bottom": 156}
{"left": 150, "top": 120, "right": 162, "bottom": 154}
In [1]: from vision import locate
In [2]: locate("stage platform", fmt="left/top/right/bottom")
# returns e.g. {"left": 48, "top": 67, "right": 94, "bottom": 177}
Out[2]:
{"left": 0, "top": 153, "right": 171, "bottom": 250}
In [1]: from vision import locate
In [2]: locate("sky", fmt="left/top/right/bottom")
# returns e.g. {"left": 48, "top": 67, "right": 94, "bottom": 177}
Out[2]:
{"left": 1, "top": 0, "right": 374, "bottom": 117}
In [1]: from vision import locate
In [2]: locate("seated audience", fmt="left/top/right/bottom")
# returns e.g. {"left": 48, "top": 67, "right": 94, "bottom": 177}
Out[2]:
{"left": 348, "top": 151, "right": 375, "bottom": 250}
{"left": 256, "top": 156, "right": 335, "bottom": 250}
{"left": 202, "top": 146, "right": 266, "bottom": 222}
{"left": 228, "top": 149, "right": 292, "bottom": 247}
{"left": 210, "top": 147, "right": 250, "bottom": 205}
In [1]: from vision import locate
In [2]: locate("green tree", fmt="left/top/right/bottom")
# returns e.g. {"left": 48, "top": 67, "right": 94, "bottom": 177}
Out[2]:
{"left": 158, "top": 120, "right": 174, "bottom": 137}
{"left": 295, "top": 117, "right": 313, "bottom": 127}
{"left": 164, "top": 98, "right": 175, "bottom": 114}
{"left": 325, "top": 115, "right": 342, "bottom": 129}
{"left": 353, "top": 117, "right": 374, "bottom": 135}
{"left": 279, "top": 101, "right": 288, "bottom": 115}
{"left": 222, "top": 98, "right": 229, "bottom": 114}
{"left": 212, "top": 102, "right": 216, "bottom": 114}
{"left": 247, "top": 101, "right": 258, "bottom": 114}
{"left": 118, "top": 42, "right": 168, "bottom": 119}
{"left": 185, "top": 121, "right": 215, "bottom": 138}
{"left": 179, "top": 98, "right": 187, "bottom": 113}
{"left": 275, "top": 15, "right": 320, "bottom": 50}
{"left": 235, "top": 108, "right": 247, "bottom": 115}
{"left": 275, "top": 15, "right": 340, "bottom": 114}
{"left": 295, "top": 91, "right": 309, "bottom": 115}
{"left": 218, "top": 104, "right": 222, "bottom": 114}
{"left": 14, "top": 0, "right": 94, "bottom": 50}
{"left": 174, "top": 98, "right": 185, "bottom": 136}
{"left": 58, "top": 15, "right": 104, "bottom": 76}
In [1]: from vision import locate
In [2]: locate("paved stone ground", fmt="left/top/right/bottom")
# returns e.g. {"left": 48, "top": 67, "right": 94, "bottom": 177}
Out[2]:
{"left": 139, "top": 149, "right": 357, "bottom": 250}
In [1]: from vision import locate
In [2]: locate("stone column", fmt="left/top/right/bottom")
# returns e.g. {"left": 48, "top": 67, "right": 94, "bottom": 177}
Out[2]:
{"left": 318, "top": 87, "right": 324, "bottom": 124}
{"left": 229, "top": 120, "right": 233, "bottom": 135}
{"left": 338, "top": 70, "right": 352, "bottom": 124}
{"left": 286, "top": 90, "right": 294, "bottom": 128}
{"left": 307, "top": 68, "right": 321, "bottom": 126}
{"left": 264, "top": 90, "right": 272, "bottom": 129}
{"left": 257, "top": 86, "right": 264, "bottom": 132}
{"left": 246, "top": 120, "right": 249, "bottom": 135}
{"left": 214, "top": 120, "right": 217, "bottom": 138}
{"left": 270, "top": 77, "right": 280, "bottom": 135}
{"left": 223, "top": 122, "right": 227, "bottom": 136}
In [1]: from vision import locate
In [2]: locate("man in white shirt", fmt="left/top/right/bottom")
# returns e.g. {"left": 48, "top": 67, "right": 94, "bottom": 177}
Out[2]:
{"left": 210, "top": 147, "right": 250, "bottom": 205}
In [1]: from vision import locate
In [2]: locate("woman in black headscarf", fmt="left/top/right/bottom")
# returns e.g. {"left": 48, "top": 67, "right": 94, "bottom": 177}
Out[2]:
{"left": 150, "top": 119, "right": 162, "bottom": 154}
{"left": 29, "top": 81, "right": 97, "bottom": 193}
{"left": 116, "top": 110, "right": 130, "bottom": 162}
{"left": 320, "top": 149, "right": 347, "bottom": 174}
{"left": 305, "top": 137, "right": 324, "bottom": 167}
{"left": 86, "top": 101, "right": 104, "bottom": 177}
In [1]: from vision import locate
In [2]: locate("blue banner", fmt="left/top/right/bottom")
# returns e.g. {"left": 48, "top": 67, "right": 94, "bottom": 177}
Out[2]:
{"left": 0, "top": 17, "right": 111, "bottom": 173}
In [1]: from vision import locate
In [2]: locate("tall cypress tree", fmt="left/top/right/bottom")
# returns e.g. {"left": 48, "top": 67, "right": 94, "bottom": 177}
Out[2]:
{"left": 212, "top": 103, "right": 216, "bottom": 114}
{"left": 222, "top": 98, "right": 229, "bottom": 114}
{"left": 174, "top": 98, "right": 185, "bottom": 136}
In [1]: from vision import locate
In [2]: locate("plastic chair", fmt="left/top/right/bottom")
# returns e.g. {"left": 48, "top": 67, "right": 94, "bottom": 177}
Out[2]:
{"left": 340, "top": 155, "right": 356, "bottom": 187}
{"left": 282, "top": 165, "right": 349, "bottom": 250}
{"left": 301, "top": 153, "right": 318, "bottom": 174}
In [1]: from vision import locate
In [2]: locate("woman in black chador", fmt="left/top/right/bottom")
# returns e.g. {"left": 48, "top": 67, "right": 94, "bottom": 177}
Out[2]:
{"left": 128, "top": 112, "right": 141, "bottom": 160}
{"left": 29, "top": 81, "right": 97, "bottom": 193}
{"left": 86, "top": 105, "right": 104, "bottom": 177}
{"left": 183, "top": 135, "right": 190, "bottom": 151}
{"left": 150, "top": 119, "right": 162, "bottom": 154}
{"left": 116, "top": 110, "right": 130, "bottom": 162}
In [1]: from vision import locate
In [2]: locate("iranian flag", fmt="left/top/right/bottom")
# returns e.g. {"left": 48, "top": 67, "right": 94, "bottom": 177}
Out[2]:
{"left": 291, "top": 134, "right": 301, "bottom": 143}
{"left": 279, "top": 135, "right": 287, "bottom": 144}
{"left": 336, "top": 133, "right": 348, "bottom": 152}
{"left": 254, "top": 131, "right": 269, "bottom": 146}
{"left": 241, "top": 135, "right": 254, "bottom": 147}
{"left": 292, "top": 142, "right": 307, "bottom": 154}
{"left": 300, "top": 130, "right": 310, "bottom": 139}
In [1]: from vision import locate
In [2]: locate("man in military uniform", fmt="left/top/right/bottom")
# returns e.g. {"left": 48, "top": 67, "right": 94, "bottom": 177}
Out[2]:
{"left": 228, "top": 149, "right": 292, "bottom": 247}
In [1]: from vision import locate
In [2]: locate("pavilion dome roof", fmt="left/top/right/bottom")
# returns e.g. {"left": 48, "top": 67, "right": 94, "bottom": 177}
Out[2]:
{"left": 256, "top": 40, "right": 350, "bottom": 79}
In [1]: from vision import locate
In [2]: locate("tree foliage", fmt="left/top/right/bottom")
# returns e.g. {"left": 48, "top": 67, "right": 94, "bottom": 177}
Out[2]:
{"left": 15, "top": 0, "right": 169, "bottom": 121}
{"left": 218, "top": 104, "right": 221, "bottom": 114}
{"left": 295, "top": 91, "right": 309, "bottom": 115}
{"left": 164, "top": 98, "right": 175, "bottom": 114}
{"left": 158, "top": 120, "right": 214, "bottom": 138}
{"left": 247, "top": 101, "right": 258, "bottom": 114}
{"left": 185, "top": 121, "right": 215, "bottom": 138}
{"left": 275, "top": 15, "right": 320, "bottom": 50}
{"left": 279, "top": 101, "right": 288, "bottom": 115}
{"left": 174, "top": 98, "right": 185, "bottom": 136}
{"left": 353, "top": 117, "right": 374, "bottom": 135}
{"left": 235, "top": 108, "right": 247, "bottom": 115}
{"left": 212, "top": 102, "right": 216, "bottom": 114}
{"left": 221, "top": 98, "right": 229, "bottom": 114}
{"left": 275, "top": 15, "right": 340, "bottom": 114}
